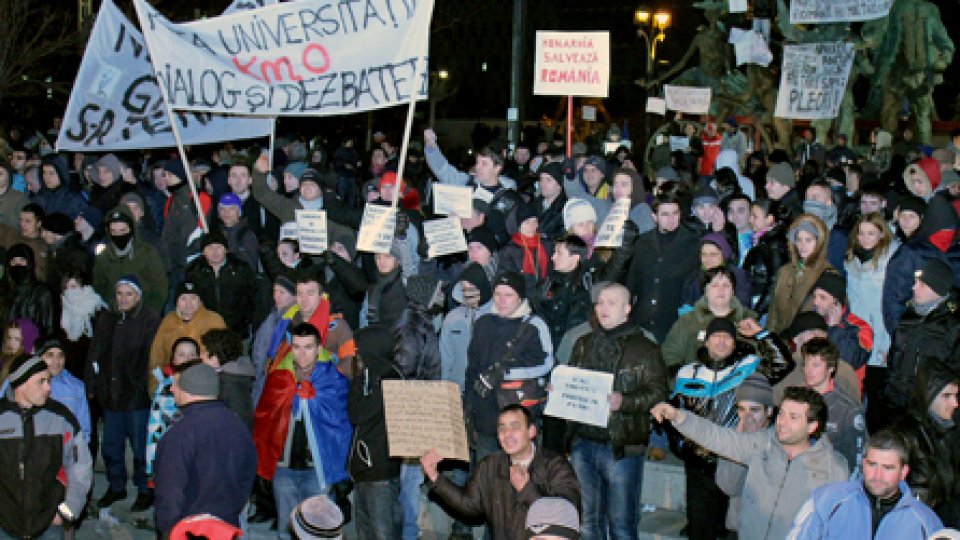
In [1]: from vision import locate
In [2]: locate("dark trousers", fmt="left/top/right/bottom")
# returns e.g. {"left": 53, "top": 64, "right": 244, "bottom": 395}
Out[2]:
{"left": 684, "top": 462, "right": 729, "bottom": 540}
{"left": 102, "top": 409, "right": 149, "bottom": 493}
{"left": 355, "top": 477, "right": 402, "bottom": 540}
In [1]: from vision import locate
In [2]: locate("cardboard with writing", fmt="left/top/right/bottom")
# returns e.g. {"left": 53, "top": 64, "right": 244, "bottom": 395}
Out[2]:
{"left": 432, "top": 184, "right": 473, "bottom": 218}
{"left": 295, "top": 209, "right": 327, "bottom": 254}
{"left": 356, "top": 205, "right": 397, "bottom": 254}
{"left": 382, "top": 380, "right": 469, "bottom": 462}
{"left": 594, "top": 198, "right": 631, "bottom": 248}
{"left": 533, "top": 31, "right": 610, "bottom": 97}
{"left": 424, "top": 217, "right": 468, "bottom": 258}
{"left": 545, "top": 365, "right": 615, "bottom": 428}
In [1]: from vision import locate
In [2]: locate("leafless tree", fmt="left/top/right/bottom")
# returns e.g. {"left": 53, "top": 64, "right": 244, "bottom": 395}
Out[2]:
{"left": 0, "top": 0, "right": 82, "bottom": 103}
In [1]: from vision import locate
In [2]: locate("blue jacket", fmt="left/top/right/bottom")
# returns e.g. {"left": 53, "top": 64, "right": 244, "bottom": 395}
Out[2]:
{"left": 788, "top": 480, "right": 942, "bottom": 540}
{"left": 154, "top": 400, "right": 257, "bottom": 534}
{"left": 51, "top": 370, "right": 91, "bottom": 440}
{"left": 882, "top": 239, "right": 960, "bottom": 335}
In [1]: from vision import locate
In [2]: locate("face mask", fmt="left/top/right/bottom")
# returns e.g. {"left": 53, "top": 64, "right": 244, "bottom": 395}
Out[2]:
{"left": 110, "top": 232, "right": 133, "bottom": 251}
{"left": 7, "top": 265, "right": 30, "bottom": 284}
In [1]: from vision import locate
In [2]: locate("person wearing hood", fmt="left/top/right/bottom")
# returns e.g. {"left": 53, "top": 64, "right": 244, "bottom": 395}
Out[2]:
{"left": 680, "top": 233, "right": 752, "bottom": 310}
{"left": 767, "top": 214, "right": 836, "bottom": 334}
{"left": 3, "top": 242, "right": 56, "bottom": 336}
{"left": 0, "top": 159, "right": 27, "bottom": 229}
{"left": 158, "top": 158, "right": 211, "bottom": 309}
{"left": 804, "top": 179, "right": 850, "bottom": 275}
{"left": 86, "top": 275, "right": 161, "bottom": 512}
{"left": 440, "top": 263, "right": 493, "bottom": 390}
{"left": 185, "top": 231, "right": 257, "bottom": 338}
{"left": 89, "top": 153, "right": 136, "bottom": 214}
{"left": 360, "top": 241, "right": 409, "bottom": 329}
{"left": 894, "top": 358, "right": 960, "bottom": 526}
{"left": 885, "top": 258, "right": 960, "bottom": 410}
{"left": 765, "top": 162, "right": 803, "bottom": 219}
{"left": 200, "top": 328, "right": 255, "bottom": 430}
{"left": 33, "top": 153, "right": 89, "bottom": 220}
{"left": 347, "top": 325, "right": 403, "bottom": 539}
{"left": 118, "top": 191, "right": 161, "bottom": 250}
{"left": 535, "top": 162, "right": 568, "bottom": 241}
{"left": 466, "top": 272, "right": 554, "bottom": 461}
{"left": 715, "top": 149, "right": 757, "bottom": 200}
{"left": 93, "top": 206, "right": 168, "bottom": 313}
{"left": 40, "top": 211, "right": 91, "bottom": 291}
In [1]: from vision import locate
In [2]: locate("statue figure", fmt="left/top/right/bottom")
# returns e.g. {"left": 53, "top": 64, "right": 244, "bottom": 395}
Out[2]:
{"left": 644, "top": 6, "right": 732, "bottom": 97}
{"left": 864, "top": 0, "right": 954, "bottom": 145}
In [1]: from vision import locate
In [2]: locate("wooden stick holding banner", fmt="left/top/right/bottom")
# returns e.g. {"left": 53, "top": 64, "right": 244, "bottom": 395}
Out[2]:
{"left": 566, "top": 95, "right": 573, "bottom": 158}
{"left": 268, "top": 116, "right": 277, "bottom": 177}
{"left": 390, "top": 57, "right": 423, "bottom": 210}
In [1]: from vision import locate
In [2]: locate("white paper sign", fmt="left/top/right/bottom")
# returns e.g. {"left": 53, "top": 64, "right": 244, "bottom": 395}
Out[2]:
{"left": 729, "top": 28, "right": 773, "bottom": 67}
{"left": 790, "top": 0, "right": 894, "bottom": 24}
{"left": 424, "top": 217, "right": 468, "bottom": 258}
{"left": 432, "top": 184, "right": 474, "bottom": 218}
{"left": 669, "top": 136, "right": 691, "bottom": 153}
{"left": 279, "top": 221, "right": 298, "bottom": 241}
{"left": 594, "top": 198, "right": 631, "bottom": 248}
{"left": 56, "top": 0, "right": 272, "bottom": 151}
{"left": 357, "top": 205, "right": 397, "bottom": 254}
{"left": 533, "top": 31, "right": 610, "bottom": 98}
{"left": 729, "top": 0, "right": 749, "bottom": 13}
{"left": 133, "top": 0, "right": 434, "bottom": 116}
{"left": 545, "top": 366, "right": 615, "bottom": 428}
{"left": 664, "top": 85, "right": 712, "bottom": 114}
{"left": 295, "top": 210, "right": 327, "bottom": 254}
{"left": 646, "top": 97, "right": 667, "bottom": 115}
{"left": 582, "top": 105, "right": 596, "bottom": 121}
{"left": 775, "top": 42, "right": 855, "bottom": 120}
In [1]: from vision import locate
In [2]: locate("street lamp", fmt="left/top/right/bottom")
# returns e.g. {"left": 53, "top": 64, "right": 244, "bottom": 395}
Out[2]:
{"left": 634, "top": 7, "right": 671, "bottom": 82}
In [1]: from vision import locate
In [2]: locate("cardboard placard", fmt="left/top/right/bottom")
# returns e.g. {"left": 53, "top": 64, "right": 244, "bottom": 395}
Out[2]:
{"left": 382, "top": 380, "right": 469, "bottom": 462}
{"left": 279, "top": 221, "right": 298, "bottom": 241}
{"left": 544, "top": 366, "right": 615, "bottom": 428}
{"left": 669, "top": 136, "right": 691, "bottom": 153}
{"left": 356, "top": 205, "right": 397, "bottom": 254}
{"left": 432, "top": 184, "right": 474, "bottom": 218}
{"left": 664, "top": 85, "right": 712, "bottom": 114}
{"left": 424, "top": 217, "right": 468, "bottom": 258}
{"left": 533, "top": 31, "right": 611, "bottom": 98}
{"left": 295, "top": 210, "right": 327, "bottom": 254}
{"left": 774, "top": 42, "right": 855, "bottom": 120}
{"left": 594, "top": 198, "right": 631, "bottom": 248}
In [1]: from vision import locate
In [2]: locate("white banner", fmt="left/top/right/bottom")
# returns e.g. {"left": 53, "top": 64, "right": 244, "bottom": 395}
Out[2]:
{"left": 432, "top": 184, "right": 473, "bottom": 218}
{"left": 356, "top": 204, "right": 397, "bottom": 254}
{"left": 424, "top": 217, "right": 468, "bottom": 258}
{"left": 533, "top": 31, "right": 610, "bottom": 98}
{"left": 790, "top": 0, "right": 894, "bottom": 24}
{"left": 221, "top": 0, "right": 277, "bottom": 16}
{"left": 664, "top": 85, "right": 711, "bottom": 114}
{"left": 544, "top": 366, "right": 615, "bottom": 428}
{"left": 57, "top": 0, "right": 272, "bottom": 151}
{"left": 729, "top": 28, "right": 773, "bottom": 67}
{"left": 295, "top": 209, "right": 327, "bottom": 254}
{"left": 133, "top": 0, "right": 434, "bottom": 116}
{"left": 775, "top": 42, "right": 854, "bottom": 120}
{"left": 595, "top": 198, "right": 630, "bottom": 248}
{"left": 645, "top": 97, "right": 666, "bottom": 115}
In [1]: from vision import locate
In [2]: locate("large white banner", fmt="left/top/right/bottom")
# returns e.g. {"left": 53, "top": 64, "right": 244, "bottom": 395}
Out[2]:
{"left": 775, "top": 42, "right": 855, "bottom": 120}
{"left": 664, "top": 85, "right": 712, "bottom": 114}
{"left": 533, "top": 31, "right": 610, "bottom": 98}
{"left": 133, "top": 0, "right": 434, "bottom": 116}
{"left": 790, "top": 0, "right": 894, "bottom": 24}
{"left": 57, "top": 0, "right": 272, "bottom": 152}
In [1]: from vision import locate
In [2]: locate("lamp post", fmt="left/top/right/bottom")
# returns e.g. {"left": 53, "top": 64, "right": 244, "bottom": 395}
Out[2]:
{"left": 429, "top": 69, "right": 451, "bottom": 127}
{"left": 635, "top": 7, "right": 670, "bottom": 166}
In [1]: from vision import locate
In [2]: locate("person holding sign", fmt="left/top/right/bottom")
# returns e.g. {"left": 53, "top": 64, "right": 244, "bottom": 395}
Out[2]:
{"left": 566, "top": 282, "right": 668, "bottom": 540}
{"left": 421, "top": 404, "right": 581, "bottom": 540}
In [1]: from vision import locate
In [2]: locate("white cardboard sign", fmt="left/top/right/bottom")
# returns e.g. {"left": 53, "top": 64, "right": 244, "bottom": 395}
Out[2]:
{"left": 664, "top": 85, "right": 712, "bottom": 114}
{"left": 295, "top": 210, "right": 327, "bottom": 254}
{"left": 424, "top": 217, "right": 468, "bottom": 258}
{"left": 545, "top": 366, "right": 615, "bottom": 428}
{"left": 432, "top": 184, "right": 474, "bottom": 219}
{"left": 774, "top": 42, "right": 854, "bottom": 120}
{"left": 594, "top": 198, "right": 631, "bottom": 248}
{"left": 356, "top": 205, "right": 397, "bottom": 254}
{"left": 533, "top": 31, "right": 610, "bottom": 98}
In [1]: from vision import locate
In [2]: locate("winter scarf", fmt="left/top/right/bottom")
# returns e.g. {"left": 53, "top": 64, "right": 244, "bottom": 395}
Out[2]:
{"left": 511, "top": 232, "right": 549, "bottom": 279}
{"left": 60, "top": 286, "right": 107, "bottom": 341}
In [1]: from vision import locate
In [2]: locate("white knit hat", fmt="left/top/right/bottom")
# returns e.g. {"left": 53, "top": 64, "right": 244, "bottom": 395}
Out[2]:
{"left": 562, "top": 198, "right": 597, "bottom": 231}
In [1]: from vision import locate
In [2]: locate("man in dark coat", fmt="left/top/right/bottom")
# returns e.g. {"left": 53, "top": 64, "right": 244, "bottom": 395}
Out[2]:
{"left": 185, "top": 231, "right": 257, "bottom": 338}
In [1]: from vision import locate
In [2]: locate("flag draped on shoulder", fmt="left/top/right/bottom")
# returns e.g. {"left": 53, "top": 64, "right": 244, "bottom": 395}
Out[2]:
{"left": 56, "top": 0, "right": 272, "bottom": 151}
{"left": 133, "top": 0, "right": 435, "bottom": 117}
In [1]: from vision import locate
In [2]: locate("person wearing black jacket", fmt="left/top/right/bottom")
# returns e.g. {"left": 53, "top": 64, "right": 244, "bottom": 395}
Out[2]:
{"left": 185, "top": 231, "right": 257, "bottom": 339}
{"left": 86, "top": 275, "right": 160, "bottom": 512}
{"left": 742, "top": 198, "right": 789, "bottom": 317}
{"left": 2, "top": 242, "right": 57, "bottom": 336}
{"left": 535, "top": 162, "right": 568, "bottom": 241}
{"left": 348, "top": 325, "right": 403, "bottom": 539}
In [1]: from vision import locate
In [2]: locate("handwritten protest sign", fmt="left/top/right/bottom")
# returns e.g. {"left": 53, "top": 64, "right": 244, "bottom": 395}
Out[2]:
{"left": 432, "top": 184, "right": 473, "bottom": 218}
{"left": 545, "top": 366, "right": 615, "bottom": 428}
{"left": 729, "top": 28, "right": 773, "bottom": 67}
{"left": 664, "top": 85, "right": 712, "bottom": 114}
{"left": 595, "top": 198, "right": 631, "bottom": 248}
{"left": 279, "top": 221, "right": 298, "bottom": 240}
{"left": 133, "top": 0, "right": 434, "bottom": 116}
{"left": 356, "top": 204, "right": 397, "bottom": 254}
{"left": 295, "top": 210, "right": 327, "bottom": 254}
{"left": 534, "top": 31, "right": 610, "bottom": 97}
{"left": 646, "top": 97, "right": 667, "bottom": 115}
{"left": 775, "top": 42, "right": 854, "bottom": 120}
{"left": 424, "top": 217, "right": 468, "bottom": 258}
{"left": 382, "top": 380, "right": 469, "bottom": 462}
{"left": 790, "top": 0, "right": 893, "bottom": 24}
{"left": 56, "top": 0, "right": 271, "bottom": 151}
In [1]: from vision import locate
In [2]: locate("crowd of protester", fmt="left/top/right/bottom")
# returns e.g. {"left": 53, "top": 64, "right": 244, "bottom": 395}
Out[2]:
{"left": 2, "top": 119, "right": 960, "bottom": 540}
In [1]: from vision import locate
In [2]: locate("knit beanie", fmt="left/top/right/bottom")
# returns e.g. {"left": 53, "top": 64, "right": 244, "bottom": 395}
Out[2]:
{"left": 814, "top": 272, "right": 846, "bottom": 303}
{"left": 494, "top": 271, "right": 527, "bottom": 302}
{"left": 767, "top": 163, "right": 796, "bottom": 188}
{"left": 7, "top": 354, "right": 47, "bottom": 390}
{"left": 917, "top": 258, "right": 954, "bottom": 297}
{"left": 163, "top": 159, "right": 188, "bottom": 184}
{"left": 524, "top": 497, "right": 580, "bottom": 539}
{"left": 705, "top": 317, "right": 736, "bottom": 340}
{"left": 563, "top": 198, "right": 597, "bottom": 231}
{"left": 41, "top": 213, "right": 73, "bottom": 236}
{"left": 177, "top": 363, "right": 220, "bottom": 397}
{"left": 467, "top": 227, "right": 498, "bottom": 256}
{"left": 290, "top": 495, "right": 344, "bottom": 539}
{"left": 897, "top": 195, "right": 927, "bottom": 218}
{"left": 96, "top": 154, "right": 122, "bottom": 182}
{"left": 539, "top": 162, "right": 565, "bottom": 185}
{"left": 735, "top": 374, "right": 774, "bottom": 407}
{"left": 275, "top": 273, "right": 297, "bottom": 296}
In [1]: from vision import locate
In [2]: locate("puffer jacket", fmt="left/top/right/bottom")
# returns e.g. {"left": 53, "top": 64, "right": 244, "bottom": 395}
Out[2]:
{"left": 567, "top": 323, "right": 669, "bottom": 459}
{"left": 894, "top": 359, "right": 960, "bottom": 509}
{"left": 86, "top": 301, "right": 161, "bottom": 411}
{"left": 93, "top": 205, "right": 169, "bottom": 313}
{"left": 845, "top": 244, "right": 898, "bottom": 366}
{"left": 439, "top": 281, "right": 493, "bottom": 389}
{"left": 661, "top": 296, "right": 757, "bottom": 367}
{"left": 673, "top": 412, "right": 849, "bottom": 540}
{"left": 885, "top": 295, "right": 960, "bottom": 408}
{"left": 33, "top": 154, "right": 89, "bottom": 219}
{"left": 429, "top": 448, "right": 580, "bottom": 540}
{"left": 393, "top": 304, "right": 441, "bottom": 381}
{"left": 185, "top": 253, "right": 257, "bottom": 338}
{"left": 0, "top": 395, "right": 93, "bottom": 538}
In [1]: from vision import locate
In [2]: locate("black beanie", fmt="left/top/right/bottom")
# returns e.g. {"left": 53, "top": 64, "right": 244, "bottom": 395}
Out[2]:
{"left": 7, "top": 354, "right": 47, "bottom": 390}
{"left": 917, "top": 258, "right": 954, "bottom": 297}
{"left": 493, "top": 271, "right": 526, "bottom": 301}
{"left": 814, "top": 272, "right": 846, "bottom": 303}
{"left": 467, "top": 227, "right": 499, "bottom": 255}
{"left": 705, "top": 317, "right": 736, "bottom": 340}
{"left": 354, "top": 325, "right": 396, "bottom": 364}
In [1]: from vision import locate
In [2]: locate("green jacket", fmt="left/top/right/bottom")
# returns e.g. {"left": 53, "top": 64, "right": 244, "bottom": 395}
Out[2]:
{"left": 661, "top": 296, "right": 757, "bottom": 367}
{"left": 93, "top": 206, "right": 168, "bottom": 312}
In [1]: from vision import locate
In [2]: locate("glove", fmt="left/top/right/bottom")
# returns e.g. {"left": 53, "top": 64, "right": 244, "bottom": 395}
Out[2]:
{"left": 395, "top": 211, "right": 410, "bottom": 238}
{"left": 473, "top": 363, "right": 503, "bottom": 399}
{"left": 330, "top": 479, "right": 354, "bottom": 524}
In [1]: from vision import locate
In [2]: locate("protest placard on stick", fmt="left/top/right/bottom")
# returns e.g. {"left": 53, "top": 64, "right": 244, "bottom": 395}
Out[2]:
{"left": 356, "top": 205, "right": 397, "bottom": 254}
{"left": 432, "top": 184, "right": 474, "bottom": 218}
{"left": 594, "top": 198, "right": 631, "bottom": 248}
{"left": 382, "top": 380, "right": 469, "bottom": 462}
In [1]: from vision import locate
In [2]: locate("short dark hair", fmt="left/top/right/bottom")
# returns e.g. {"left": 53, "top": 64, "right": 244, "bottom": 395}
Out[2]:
{"left": 800, "top": 337, "right": 839, "bottom": 376}
{"left": 555, "top": 234, "right": 588, "bottom": 260}
{"left": 782, "top": 386, "right": 828, "bottom": 439}
{"left": 291, "top": 322, "right": 321, "bottom": 342}
{"left": 499, "top": 404, "right": 533, "bottom": 427}
{"left": 21, "top": 203, "right": 44, "bottom": 220}
{"left": 200, "top": 328, "right": 243, "bottom": 365}
{"left": 866, "top": 429, "right": 910, "bottom": 466}
{"left": 296, "top": 270, "right": 323, "bottom": 290}
{"left": 701, "top": 265, "right": 737, "bottom": 290}
{"left": 170, "top": 337, "right": 199, "bottom": 362}
{"left": 279, "top": 238, "right": 301, "bottom": 253}
{"left": 477, "top": 147, "right": 504, "bottom": 167}
{"left": 652, "top": 186, "right": 684, "bottom": 212}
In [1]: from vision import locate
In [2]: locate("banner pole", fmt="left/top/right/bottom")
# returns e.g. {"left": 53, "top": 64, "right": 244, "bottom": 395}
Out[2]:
{"left": 391, "top": 59, "right": 422, "bottom": 210}
{"left": 268, "top": 116, "right": 277, "bottom": 175}
{"left": 566, "top": 95, "right": 573, "bottom": 158}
